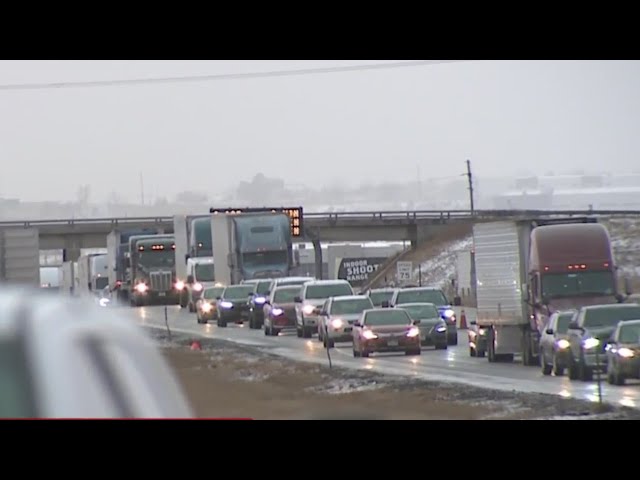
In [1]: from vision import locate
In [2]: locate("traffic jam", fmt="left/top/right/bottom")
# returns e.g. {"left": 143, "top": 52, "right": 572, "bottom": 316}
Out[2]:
{"left": 103, "top": 208, "right": 640, "bottom": 389}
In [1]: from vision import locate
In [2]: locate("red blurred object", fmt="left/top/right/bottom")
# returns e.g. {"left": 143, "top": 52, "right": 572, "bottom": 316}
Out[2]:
{"left": 190, "top": 341, "right": 201, "bottom": 351}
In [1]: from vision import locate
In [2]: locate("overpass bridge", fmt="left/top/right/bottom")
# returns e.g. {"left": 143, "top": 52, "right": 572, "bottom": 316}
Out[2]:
{"left": 1, "top": 209, "right": 639, "bottom": 264}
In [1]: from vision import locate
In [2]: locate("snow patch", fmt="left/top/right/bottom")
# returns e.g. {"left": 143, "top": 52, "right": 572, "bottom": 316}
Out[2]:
{"left": 308, "top": 379, "right": 387, "bottom": 395}
{"left": 235, "top": 371, "right": 270, "bottom": 382}
{"left": 411, "top": 236, "right": 473, "bottom": 288}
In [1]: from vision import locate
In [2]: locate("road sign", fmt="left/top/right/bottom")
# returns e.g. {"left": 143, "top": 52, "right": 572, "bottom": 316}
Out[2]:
{"left": 396, "top": 261, "right": 413, "bottom": 282}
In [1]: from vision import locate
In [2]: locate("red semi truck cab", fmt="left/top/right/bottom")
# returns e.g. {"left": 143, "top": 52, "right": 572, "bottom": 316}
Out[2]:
{"left": 528, "top": 220, "right": 621, "bottom": 335}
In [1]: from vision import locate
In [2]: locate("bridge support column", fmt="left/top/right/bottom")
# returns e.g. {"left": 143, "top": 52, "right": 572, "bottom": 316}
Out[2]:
{"left": 63, "top": 236, "right": 82, "bottom": 262}
{"left": 312, "top": 239, "right": 323, "bottom": 280}
{"left": 411, "top": 225, "right": 436, "bottom": 249}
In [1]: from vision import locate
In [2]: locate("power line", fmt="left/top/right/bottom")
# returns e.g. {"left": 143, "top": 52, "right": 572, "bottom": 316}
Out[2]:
{"left": 0, "top": 60, "right": 466, "bottom": 91}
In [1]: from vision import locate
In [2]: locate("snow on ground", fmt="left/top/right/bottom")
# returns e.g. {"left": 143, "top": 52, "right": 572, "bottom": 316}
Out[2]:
{"left": 604, "top": 218, "right": 640, "bottom": 277}
{"left": 411, "top": 236, "right": 473, "bottom": 289}
{"left": 306, "top": 378, "right": 387, "bottom": 395}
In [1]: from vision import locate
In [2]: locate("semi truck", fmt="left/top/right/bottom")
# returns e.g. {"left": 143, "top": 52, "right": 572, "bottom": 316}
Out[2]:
{"left": 211, "top": 211, "right": 293, "bottom": 285}
{"left": 128, "top": 234, "right": 180, "bottom": 307}
{"left": 173, "top": 215, "right": 215, "bottom": 309}
{"left": 469, "top": 217, "right": 631, "bottom": 365}
{"left": 106, "top": 228, "right": 162, "bottom": 303}
{"left": 76, "top": 253, "right": 109, "bottom": 296}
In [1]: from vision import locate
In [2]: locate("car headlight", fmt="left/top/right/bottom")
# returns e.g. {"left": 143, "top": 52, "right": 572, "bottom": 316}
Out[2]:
{"left": 303, "top": 304, "right": 316, "bottom": 315}
{"left": 220, "top": 301, "right": 233, "bottom": 309}
{"left": 363, "top": 329, "right": 378, "bottom": 340}
{"left": 271, "top": 308, "right": 284, "bottom": 316}
{"left": 444, "top": 309, "right": 455, "bottom": 318}
{"left": 556, "top": 339, "right": 570, "bottom": 350}
{"left": 436, "top": 325, "right": 447, "bottom": 333}
{"left": 331, "top": 318, "right": 343, "bottom": 329}
{"left": 202, "top": 302, "right": 212, "bottom": 313}
{"left": 175, "top": 280, "right": 185, "bottom": 290}
{"left": 618, "top": 347, "right": 635, "bottom": 358}
{"left": 193, "top": 283, "right": 203, "bottom": 292}
{"left": 407, "top": 326, "right": 420, "bottom": 337}
{"left": 254, "top": 296, "right": 266, "bottom": 304}
{"left": 135, "top": 283, "right": 148, "bottom": 293}
{"left": 99, "top": 298, "right": 110, "bottom": 307}
{"left": 583, "top": 337, "right": 600, "bottom": 350}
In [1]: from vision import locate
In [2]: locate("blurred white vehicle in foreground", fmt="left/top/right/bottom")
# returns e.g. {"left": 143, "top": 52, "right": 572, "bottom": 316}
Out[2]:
{"left": 0, "top": 287, "right": 193, "bottom": 418}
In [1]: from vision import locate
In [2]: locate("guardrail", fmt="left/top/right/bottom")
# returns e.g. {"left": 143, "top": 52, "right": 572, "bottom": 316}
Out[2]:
{"left": 1, "top": 209, "right": 640, "bottom": 228}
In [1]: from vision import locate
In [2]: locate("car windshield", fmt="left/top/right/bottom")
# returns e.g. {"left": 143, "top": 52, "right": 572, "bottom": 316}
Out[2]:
{"left": 255, "top": 281, "right": 272, "bottom": 295}
{"left": 274, "top": 287, "right": 300, "bottom": 304}
{"left": 365, "top": 309, "right": 412, "bottom": 326}
{"left": 369, "top": 290, "right": 394, "bottom": 306}
{"left": 583, "top": 306, "right": 640, "bottom": 328}
{"left": 305, "top": 283, "right": 353, "bottom": 300}
{"left": 203, "top": 287, "right": 225, "bottom": 300}
{"left": 619, "top": 324, "right": 640, "bottom": 344}
{"left": 556, "top": 314, "right": 575, "bottom": 333}
{"left": 395, "top": 289, "right": 447, "bottom": 306}
{"left": 223, "top": 285, "right": 254, "bottom": 299}
{"left": 542, "top": 271, "right": 615, "bottom": 298}
{"left": 400, "top": 304, "right": 440, "bottom": 320}
{"left": 195, "top": 264, "right": 215, "bottom": 282}
{"left": 330, "top": 298, "right": 373, "bottom": 315}
{"left": 0, "top": 338, "right": 36, "bottom": 418}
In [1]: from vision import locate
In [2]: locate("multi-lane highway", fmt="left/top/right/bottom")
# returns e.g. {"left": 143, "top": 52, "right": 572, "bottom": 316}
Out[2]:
{"left": 127, "top": 304, "right": 640, "bottom": 410}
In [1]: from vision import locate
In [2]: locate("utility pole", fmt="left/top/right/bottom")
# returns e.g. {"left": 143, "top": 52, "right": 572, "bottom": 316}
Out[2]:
{"left": 139, "top": 172, "right": 145, "bottom": 206}
{"left": 465, "top": 159, "right": 475, "bottom": 215}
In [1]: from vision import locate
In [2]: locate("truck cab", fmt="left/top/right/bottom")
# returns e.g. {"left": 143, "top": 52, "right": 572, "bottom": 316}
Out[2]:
{"left": 129, "top": 235, "right": 180, "bottom": 307}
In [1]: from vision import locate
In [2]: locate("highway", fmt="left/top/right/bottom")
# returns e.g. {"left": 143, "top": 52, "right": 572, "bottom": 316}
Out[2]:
{"left": 127, "top": 304, "right": 640, "bottom": 410}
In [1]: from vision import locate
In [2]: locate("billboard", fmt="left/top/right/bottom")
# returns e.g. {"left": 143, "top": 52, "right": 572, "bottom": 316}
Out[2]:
{"left": 336, "top": 257, "right": 386, "bottom": 286}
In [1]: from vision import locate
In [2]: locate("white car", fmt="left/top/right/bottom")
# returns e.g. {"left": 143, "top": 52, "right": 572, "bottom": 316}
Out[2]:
{"left": 0, "top": 287, "right": 193, "bottom": 418}
{"left": 294, "top": 280, "right": 354, "bottom": 338}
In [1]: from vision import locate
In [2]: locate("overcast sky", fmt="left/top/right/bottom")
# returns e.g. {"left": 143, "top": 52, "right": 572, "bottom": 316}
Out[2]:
{"left": 0, "top": 60, "right": 638, "bottom": 203}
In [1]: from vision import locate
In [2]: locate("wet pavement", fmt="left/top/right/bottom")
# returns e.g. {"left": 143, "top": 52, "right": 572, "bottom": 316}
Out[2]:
{"left": 124, "top": 304, "right": 640, "bottom": 410}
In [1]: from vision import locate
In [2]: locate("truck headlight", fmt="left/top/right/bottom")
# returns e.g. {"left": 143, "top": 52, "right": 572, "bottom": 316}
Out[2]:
{"left": 135, "top": 283, "right": 148, "bottom": 293}
{"left": 175, "top": 280, "right": 185, "bottom": 291}
{"left": 303, "top": 304, "right": 316, "bottom": 315}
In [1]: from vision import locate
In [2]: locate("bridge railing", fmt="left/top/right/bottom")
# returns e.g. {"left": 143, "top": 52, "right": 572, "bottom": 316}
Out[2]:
{"left": 1, "top": 209, "right": 640, "bottom": 228}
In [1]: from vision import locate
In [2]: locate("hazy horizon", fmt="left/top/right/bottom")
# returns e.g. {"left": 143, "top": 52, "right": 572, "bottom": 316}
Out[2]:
{"left": 1, "top": 60, "right": 639, "bottom": 203}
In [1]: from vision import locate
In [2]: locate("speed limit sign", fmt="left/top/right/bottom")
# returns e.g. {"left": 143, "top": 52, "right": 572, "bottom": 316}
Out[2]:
{"left": 396, "top": 261, "right": 413, "bottom": 282}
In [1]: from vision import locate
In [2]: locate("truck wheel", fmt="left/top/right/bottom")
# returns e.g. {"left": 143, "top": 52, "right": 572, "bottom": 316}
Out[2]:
{"left": 487, "top": 329, "right": 496, "bottom": 363}
{"left": 552, "top": 354, "right": 565, "bottom": 376}
{"left": 179, "top": 292, "right": 188, "bottom": 309}
{"left": 302, "top": 326, "right": 312, "bottom": 338}
{"left": 296, "top": 325, "right": 303, "bottom": 338}
{"left": 568, "top": 357, "right": 579, "bottom": 380}
{"left": 540, "top": 349, "right": 552, "bottom": 375}
{"left": 188, "top": 302, "right": 196, "bottom": 313}
{"left": 469, "top": 346, "right": 476, "bottom": 357}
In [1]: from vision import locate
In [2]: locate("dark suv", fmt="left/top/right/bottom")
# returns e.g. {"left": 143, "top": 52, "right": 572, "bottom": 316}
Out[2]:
{"left": 566, "top": 303, "right": 640, "bottom": 381}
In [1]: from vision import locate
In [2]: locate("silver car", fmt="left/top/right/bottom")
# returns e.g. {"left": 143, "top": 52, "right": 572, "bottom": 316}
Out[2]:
{"left": 294, "top": 280, "right": 354, "bottom": 338}
{"left": 0, "top": 287, "right": 193, "bottom": 418}
{"left": 317, "top": 295, "right": 374, "bottom": 348}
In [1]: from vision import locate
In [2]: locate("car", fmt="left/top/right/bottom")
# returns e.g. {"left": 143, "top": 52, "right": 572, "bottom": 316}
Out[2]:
{"left": 606, "top": 319, "right": 640, "bottom": 385}
{"left": 195, "top": 285, "right": 226, "bottom": 324}
{"left": 216, "top": 284, "right": 255, "bottom": 327}
{"left": 263, "top": 285, "right": 301, "bottom": 336}
{"left": 317, "top": 295, "right": 374, "bottom": 348}
{"left": 539, "top": 309, "right": 576, "bottom": 376}
{"left": 396, "top": 302, "right": 448, "bottom": 349}
{"left": 365, "top": 287, "right": 397, "bottom": 307}
{"left": 352, "top": 308, "right": 421, "bottom": 357}
{"left": 566, "top": 303, "right": 640, "bottom": 381}
{"left": 294, "top": 280, "right": 354, "bottom": 338}
{"left": 0, "top": 287, "right": 193, "bottom": 418}
{"left": 389, "top": 286, "right": 458, "bottom": 345}
{"left": 244, "top": 279, "right": 273, "bottom": 330}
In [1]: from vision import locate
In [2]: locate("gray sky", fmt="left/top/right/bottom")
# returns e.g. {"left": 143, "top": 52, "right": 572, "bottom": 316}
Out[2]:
{"left": 1, "top": 60, "right": 639, "bottom": 203}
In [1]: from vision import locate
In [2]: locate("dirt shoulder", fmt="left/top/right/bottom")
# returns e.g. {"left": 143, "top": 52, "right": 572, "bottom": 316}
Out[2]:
{"left": 149, "top": 329, "right": 640, "bottom": 420}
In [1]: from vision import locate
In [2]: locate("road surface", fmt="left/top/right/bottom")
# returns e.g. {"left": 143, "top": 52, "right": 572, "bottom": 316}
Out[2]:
{"left": 126, "top": 305, "right": 640, "bottom": 410}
